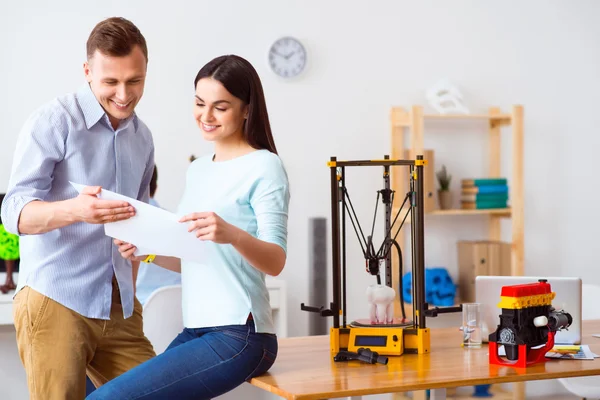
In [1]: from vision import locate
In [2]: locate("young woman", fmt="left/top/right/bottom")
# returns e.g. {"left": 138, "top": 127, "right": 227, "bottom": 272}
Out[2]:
{"left": 88, "top": 55, "right": 289, "bottom": 399}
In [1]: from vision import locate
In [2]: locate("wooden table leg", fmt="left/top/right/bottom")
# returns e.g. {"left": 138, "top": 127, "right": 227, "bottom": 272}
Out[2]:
{"left": 412, "top": 391, "right": 427, "bottom": 400}
{"left": 513, "top": 382, "right": 525, "bottom": 400}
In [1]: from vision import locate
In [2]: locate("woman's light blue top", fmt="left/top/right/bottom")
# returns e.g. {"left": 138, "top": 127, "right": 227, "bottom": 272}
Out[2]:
{"left": 178, "top": 150, "right": 289, "bottom": 333}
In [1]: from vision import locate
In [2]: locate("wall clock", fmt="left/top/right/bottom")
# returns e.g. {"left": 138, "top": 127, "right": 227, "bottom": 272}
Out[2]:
{"left": 268, "top": 36, "right": 307, "bottom": 78}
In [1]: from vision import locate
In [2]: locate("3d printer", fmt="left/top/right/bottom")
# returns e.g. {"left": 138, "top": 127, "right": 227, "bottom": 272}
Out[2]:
{"left": 301, "top": 155, "right": 461, "bottom": 364}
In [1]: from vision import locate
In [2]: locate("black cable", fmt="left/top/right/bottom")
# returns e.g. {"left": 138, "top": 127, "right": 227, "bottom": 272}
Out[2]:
{"left": 386, "top": 206, "right": 412, "bottom": 257}
{"left": 376, "top": 192, "right": 410, "bottom": 258}
{"left": 379, "top": 200, "right": 411, "bottom": 261}
{"left": 390, "top": 239, "right": 406, "bottom": 321}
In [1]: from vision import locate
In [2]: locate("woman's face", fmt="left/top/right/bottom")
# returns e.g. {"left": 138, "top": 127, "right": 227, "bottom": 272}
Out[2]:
{"left": 193, "top": 77, "right": 248, "bottom": 143}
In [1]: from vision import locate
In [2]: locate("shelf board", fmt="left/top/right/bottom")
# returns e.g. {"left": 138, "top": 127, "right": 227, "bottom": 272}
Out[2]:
{"left": 391, "top": 109, "right": 512, "bottom": 127}
{"left": 423, "top": 113, "right": 511, "bottom": 122}
{"left": 428, "top": 208, "right": 511, "bottom": 216}
{"left": 392, "top": 207, "right": 512, "bottom": 221}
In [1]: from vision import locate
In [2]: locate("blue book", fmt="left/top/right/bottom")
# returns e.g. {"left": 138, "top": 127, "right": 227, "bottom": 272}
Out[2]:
{"left": 461, "top": 178, "right": 507, "bottom": 186}
{"left": 461, "top": 193, "right": 509, "bottom": 202}
{"left": 462, "top": 185, "right": 508, "bottom": 194}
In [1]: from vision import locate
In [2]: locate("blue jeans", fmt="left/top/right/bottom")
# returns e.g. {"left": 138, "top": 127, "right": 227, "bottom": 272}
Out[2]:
{"left": 86, "top": 318, "right": 277, "bottom": 399}
{"left": 85, "top": 376, "right": 96, "bottom": 395}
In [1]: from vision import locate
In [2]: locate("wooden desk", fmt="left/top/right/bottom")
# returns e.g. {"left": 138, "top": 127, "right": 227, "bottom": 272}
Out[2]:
{"left": 250, "top": 320, "right": 600, "bottom": 400}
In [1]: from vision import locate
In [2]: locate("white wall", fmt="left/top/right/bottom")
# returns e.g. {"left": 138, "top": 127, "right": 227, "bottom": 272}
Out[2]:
{"left": 2, "top": 1, "right": 600, "bottom": 398}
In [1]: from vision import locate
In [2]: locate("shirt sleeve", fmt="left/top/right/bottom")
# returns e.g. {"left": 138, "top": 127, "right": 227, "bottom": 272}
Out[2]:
{"left": 250, "top": 178, "right": 290, "bottom": 254}
{"left": 0, "top": 109, "right": 66, "bottom": 235}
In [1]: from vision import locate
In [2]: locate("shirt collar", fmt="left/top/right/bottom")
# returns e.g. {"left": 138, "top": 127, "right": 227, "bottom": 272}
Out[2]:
{"left": 76, "top": 83, "right": 139, "bottom": 131}
{"left": 76, "top": 83, "right": 105, "bottom": 130}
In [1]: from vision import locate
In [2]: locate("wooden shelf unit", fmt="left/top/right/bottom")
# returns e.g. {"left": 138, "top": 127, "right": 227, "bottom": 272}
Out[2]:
{"left": 390, "top": 105, "right": 525, "bottom": 400}
{"left": 390, "top": 104, "right": 524, "bottom": 279}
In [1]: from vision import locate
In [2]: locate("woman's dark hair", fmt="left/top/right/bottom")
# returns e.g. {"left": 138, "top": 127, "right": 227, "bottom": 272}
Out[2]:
{"left": 194, "top": 55, "right": 278, "bottom": 154}
{"left": 149, "top": 165, "right": 158, "bottom": 198}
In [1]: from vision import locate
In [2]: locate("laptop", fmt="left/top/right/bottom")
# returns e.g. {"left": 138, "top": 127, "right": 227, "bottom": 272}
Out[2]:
{"left": 475, "top": 276, "right": 582, "bottom": 345}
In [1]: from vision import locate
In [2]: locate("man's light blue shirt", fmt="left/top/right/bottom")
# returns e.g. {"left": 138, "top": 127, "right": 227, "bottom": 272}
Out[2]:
{"left": 135, "top": 198, "right": 181, "bottom": 306}
{"left": 0, "top": 83, "right": 154, "bottom": 319}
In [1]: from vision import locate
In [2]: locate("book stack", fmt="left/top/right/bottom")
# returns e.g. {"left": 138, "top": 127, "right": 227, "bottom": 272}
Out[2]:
{"left": 461, "top": 178, "right": 508, "bottom": 209}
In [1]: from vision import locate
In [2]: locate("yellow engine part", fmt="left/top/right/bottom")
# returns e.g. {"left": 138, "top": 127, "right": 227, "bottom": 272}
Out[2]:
{"left": 497, "top": 292, "right": 556, "bottom": 309}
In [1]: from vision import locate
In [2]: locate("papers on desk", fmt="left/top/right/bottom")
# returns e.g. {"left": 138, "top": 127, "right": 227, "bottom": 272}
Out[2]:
{"left": 496, "top": 344, "right": 599, "bottom": 360}
{"left": 546, "top": 345, "right": 598, "bottom": 360}
{"left": 70, "top": 182, "right": 206, "bottom": 263}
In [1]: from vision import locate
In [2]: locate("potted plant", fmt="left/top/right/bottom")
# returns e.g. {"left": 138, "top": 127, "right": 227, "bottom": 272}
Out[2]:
{"left": 436, "top": 165, "right": 453, "bottom": 210}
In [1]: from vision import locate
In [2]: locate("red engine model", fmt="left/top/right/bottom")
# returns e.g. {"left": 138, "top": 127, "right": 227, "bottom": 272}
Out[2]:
{"left": 489, "top": 279, "right": 572, "bottom": 368}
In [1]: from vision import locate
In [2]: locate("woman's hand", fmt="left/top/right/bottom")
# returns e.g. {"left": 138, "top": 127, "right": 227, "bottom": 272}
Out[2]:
{"left": 114, "top": 239, "right": 146, "bottom": 262}
{"left": 179, "top": 212, "right": 240, "bottom": 244}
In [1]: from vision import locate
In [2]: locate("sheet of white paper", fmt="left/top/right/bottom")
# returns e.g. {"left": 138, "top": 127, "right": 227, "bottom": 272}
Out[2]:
{"left": 70, "top": 182, "right": 205, "bottom": 263}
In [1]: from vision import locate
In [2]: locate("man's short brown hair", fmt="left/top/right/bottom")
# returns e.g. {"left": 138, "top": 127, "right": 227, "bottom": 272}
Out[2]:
{"left": 86, "top": 17, "right": 148, "bottom": 62}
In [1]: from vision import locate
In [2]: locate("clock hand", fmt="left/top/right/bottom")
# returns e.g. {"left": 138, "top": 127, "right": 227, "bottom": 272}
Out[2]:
{"left": 284, "top": 51, "right": 296, "bottom": 60}
{"left": 272, "top": 49, "right": 287, "bottom": 58}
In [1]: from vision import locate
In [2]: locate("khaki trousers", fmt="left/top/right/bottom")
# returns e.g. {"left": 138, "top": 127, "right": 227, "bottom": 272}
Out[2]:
{"left": 13, "top": 283, "right": 156, "bottom": 400}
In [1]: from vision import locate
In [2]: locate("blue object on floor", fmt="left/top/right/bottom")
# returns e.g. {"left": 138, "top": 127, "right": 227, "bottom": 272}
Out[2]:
{"left": 402, "top": 267, "right": 456, "bottom": 306}
{"left": 473, "top": 384, "right": 493, "bottom": 397}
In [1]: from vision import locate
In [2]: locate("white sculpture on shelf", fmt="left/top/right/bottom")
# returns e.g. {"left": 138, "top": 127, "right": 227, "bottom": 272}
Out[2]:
{"left": 366, "top": 284, "right": 395, "bottom": 324}
{"left": 426, "top": 78, "right": 470, "bottom": 115}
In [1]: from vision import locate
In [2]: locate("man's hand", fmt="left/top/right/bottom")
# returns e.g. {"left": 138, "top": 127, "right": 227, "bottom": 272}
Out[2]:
{"left": 70, "top": 186, "right": 135, "bottom": 224}
{"left": 15, "top": 186, "right": 135, "bottom": 235}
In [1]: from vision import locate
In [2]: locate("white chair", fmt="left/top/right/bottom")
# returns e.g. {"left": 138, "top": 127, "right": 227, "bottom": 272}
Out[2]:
{"left": 558, "top": 283, "right": 600, "bottom": 399}
{"left": 142, "top": 284, "right": 184, "bottom": 355}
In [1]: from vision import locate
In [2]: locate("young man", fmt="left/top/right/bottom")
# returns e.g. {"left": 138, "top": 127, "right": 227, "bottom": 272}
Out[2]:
{"left": 1, "top": 17, "right": 156, "bottom": 399}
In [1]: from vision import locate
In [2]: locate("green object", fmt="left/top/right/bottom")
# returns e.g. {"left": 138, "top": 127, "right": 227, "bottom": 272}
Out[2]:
{"left": 436, "top": 165, "right": 452, "bottom": 191}
{"left": 0, "top": 224, "right": 19, "bottom": 260}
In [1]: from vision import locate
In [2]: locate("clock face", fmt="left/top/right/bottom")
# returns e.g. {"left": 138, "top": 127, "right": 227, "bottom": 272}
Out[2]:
{"left": 268, "top": 37, "right": 307, "bottom": 78}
